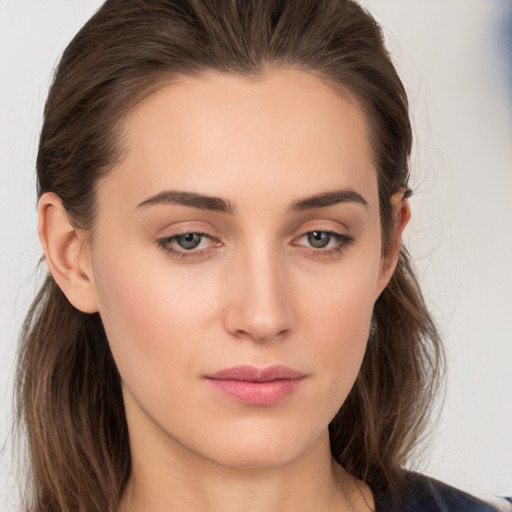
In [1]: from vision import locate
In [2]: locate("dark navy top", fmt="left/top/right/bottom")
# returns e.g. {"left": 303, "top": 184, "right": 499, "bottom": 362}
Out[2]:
{"left": 371, "top": 472, "right": 512, "bottom": 511}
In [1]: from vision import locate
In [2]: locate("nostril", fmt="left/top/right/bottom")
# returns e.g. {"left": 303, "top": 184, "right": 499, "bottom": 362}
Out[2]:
{"left": 231, "top": 326, "right": 290, "bottom": 343}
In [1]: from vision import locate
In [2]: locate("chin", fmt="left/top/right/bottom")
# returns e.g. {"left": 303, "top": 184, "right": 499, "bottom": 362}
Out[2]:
{"left": 193, "top": 424, "right": 326, "bottom": 470}
{"left": 206, "top": 445, "right": 302, "bottom": 470}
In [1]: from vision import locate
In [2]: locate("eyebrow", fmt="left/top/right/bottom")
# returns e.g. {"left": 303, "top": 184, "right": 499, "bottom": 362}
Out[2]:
{"left": 289, "top": 189, "right": 368, "bottom": 212}
{"left": 137, "top": 190, "right": 235, "bottom": 214}
{"left": 136, "top": 187, "right": 367, "bottom": 214}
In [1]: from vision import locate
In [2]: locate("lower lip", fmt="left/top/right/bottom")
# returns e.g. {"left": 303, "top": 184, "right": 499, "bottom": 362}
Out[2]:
{"left": 206, "top": 378, "right": 304, "bottom": 406}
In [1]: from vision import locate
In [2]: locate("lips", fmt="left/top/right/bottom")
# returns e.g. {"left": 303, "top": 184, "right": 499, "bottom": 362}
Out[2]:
{"left": 205, "top": 365, "right": 306, "bottom": 406}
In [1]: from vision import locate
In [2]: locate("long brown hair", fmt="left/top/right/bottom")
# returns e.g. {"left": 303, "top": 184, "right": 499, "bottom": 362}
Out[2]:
{"left": 16, "top": 1, "right": 444, "bottom": 510}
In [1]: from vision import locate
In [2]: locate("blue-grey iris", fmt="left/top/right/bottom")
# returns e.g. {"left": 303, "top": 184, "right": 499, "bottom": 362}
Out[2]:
{"left": 177, "top": 233, "right": 202, "bottom": 250}
{"left": 307, "top": 231, "right": 330, "bottom": 248}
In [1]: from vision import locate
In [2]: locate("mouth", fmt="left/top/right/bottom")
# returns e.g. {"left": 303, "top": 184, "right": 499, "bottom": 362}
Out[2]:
{"left": 204, "top": 365, "right": 306, "bottom": 406}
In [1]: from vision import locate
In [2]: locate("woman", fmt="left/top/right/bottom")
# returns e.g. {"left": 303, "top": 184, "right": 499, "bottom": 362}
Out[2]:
{"left": 15, "top": 0, "right": 509, "bottom": 511}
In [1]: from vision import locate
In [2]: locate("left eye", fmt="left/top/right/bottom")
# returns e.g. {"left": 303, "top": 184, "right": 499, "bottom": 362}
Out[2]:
{"left": 293, "top": 230, "right": 354, "bottom": 253}
{"left": 306, "top": 231, "right": 332, "bottom": 248}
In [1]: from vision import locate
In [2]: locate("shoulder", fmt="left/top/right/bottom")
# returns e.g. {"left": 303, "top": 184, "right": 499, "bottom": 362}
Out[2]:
{"left": 373, "top": 471, "right": 512, "bottom": 512}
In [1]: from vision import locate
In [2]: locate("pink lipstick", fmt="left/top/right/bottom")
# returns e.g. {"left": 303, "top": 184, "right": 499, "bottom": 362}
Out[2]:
{"left": 205, "top": 365, "right": 306, "bottom": 406}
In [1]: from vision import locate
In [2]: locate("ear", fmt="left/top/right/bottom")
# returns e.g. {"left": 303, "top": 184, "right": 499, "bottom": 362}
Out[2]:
{"left": 38, "top": 192, "right": 99, "bottom": 313}
{"left": 375, "top": 191, "right": 411, "bottom": 298}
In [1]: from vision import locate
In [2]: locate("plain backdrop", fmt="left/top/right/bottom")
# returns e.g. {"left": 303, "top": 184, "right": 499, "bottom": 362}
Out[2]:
{"left": 1, "top": 0, "right": 511, "bottom": 510}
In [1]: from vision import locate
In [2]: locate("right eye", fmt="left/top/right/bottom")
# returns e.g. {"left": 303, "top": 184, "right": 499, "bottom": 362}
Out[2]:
{"left": 155, "top": 232, "right": 221, "bottom": 259}
{"left": 174, "top": 233, "right": 204, "bottom": 250}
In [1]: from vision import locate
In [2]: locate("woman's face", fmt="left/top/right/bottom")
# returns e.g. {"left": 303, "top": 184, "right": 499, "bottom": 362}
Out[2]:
{"left": 87, "top": 69, "right": 394, "bottom": 468}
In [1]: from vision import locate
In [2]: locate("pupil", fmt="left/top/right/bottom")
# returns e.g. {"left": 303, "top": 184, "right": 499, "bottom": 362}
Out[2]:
{"left": 308, "top": 231, "right": 330, "bottom": 248}
{"left": 177, "top": 233, "right": 201, "bottom": 250}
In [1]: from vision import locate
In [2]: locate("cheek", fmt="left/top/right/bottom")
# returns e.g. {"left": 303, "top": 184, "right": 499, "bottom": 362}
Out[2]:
{"left": 90, "top": 243, "right": 221, "bottom": 397}
{"left": 298, "top": 253, "right": 379, "bottom": 411}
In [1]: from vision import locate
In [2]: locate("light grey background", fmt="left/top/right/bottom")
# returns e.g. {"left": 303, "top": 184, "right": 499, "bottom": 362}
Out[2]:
{"left": 1, "top": 0, "right": 511, "bottom": 510}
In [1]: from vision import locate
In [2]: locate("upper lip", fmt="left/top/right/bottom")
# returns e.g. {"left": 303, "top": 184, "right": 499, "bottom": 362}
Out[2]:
{"left": 206, "top": 365, "right": 306, "bottom": 382}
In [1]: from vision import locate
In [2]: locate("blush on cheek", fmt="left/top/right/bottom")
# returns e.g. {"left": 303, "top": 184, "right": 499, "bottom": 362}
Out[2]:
{"left": 94, "top": 254, "right": 209, "bottom": 388}
{"left": 303, "top": 289, "right": 372, "bottom": 407}
{"left": 93, "top": 256, "right": 162, "bottom": 370}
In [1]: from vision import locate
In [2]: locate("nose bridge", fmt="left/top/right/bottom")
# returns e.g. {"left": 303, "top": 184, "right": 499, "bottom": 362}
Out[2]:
{"left": 225, "top": 237, "right": 292, "bottom": 342}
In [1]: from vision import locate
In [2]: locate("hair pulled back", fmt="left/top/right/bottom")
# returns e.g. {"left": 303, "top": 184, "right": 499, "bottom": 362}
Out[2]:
{"left": 17, "top": 1, "right": 443, "bottom": 510}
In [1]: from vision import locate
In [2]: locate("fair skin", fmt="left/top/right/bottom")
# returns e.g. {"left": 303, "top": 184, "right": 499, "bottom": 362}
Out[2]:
{"left": 38, "top": 69, "right": 410, "bottom": 512}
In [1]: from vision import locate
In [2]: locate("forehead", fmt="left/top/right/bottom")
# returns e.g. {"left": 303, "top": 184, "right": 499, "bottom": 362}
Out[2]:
{"left": 102, "top": 68, "right": 377, "bottom": 209}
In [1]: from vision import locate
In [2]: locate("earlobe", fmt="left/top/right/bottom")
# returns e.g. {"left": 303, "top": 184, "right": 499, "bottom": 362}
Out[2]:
{"left": 38, "top": 192, "right": 99, "bottom": 313}
{"left": 376, "top": 192, "right": 411, "bottom": 298}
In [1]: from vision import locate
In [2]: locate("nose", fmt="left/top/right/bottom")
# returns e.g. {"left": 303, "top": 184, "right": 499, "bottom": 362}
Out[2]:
{"left": 223, "top": 245, "right": 294, "bottom": 343}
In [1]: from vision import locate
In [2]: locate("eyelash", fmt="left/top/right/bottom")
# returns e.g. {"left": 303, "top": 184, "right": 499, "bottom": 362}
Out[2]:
{"left": 155, "top": 230, "right": 355, "bottom": 260}
{"left": 155, "top": 232, "right": 217, "bottom": 259}
{"left": 292, "top": 231, "right": 355, "bottom": 257}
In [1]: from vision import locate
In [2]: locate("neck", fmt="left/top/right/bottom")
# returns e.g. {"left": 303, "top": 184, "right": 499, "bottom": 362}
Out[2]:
{"left": 120, "top": 429, "right": 372, "bottom": 512}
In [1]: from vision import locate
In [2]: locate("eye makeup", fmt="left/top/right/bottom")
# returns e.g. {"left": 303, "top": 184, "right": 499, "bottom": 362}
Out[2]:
{"left": 155, "top": 231, "right": 221, "bottom": 260}
{"left": 291, "top": 230, "right": 355, "bottom": 259}
{"left": 154, "top": 228, "right": 355, "bottom": 262}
